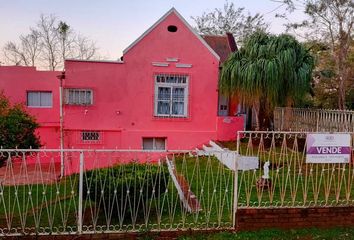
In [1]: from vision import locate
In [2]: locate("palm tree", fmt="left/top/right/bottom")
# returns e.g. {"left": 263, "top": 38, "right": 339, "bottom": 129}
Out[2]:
{"left": 220, "top": 31, "right": 314, "bottom": 130}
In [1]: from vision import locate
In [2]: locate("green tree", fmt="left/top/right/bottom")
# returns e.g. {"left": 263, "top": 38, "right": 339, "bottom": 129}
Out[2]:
{"left": 304, "top": 40, "right": 354, "bottom": 109}
{"left": 274, "top": 0, "right": 354, "bottom": 110}
{"left": 0, "top": 92, "right": 41, "bottom": 165}
{"left": 220, "top": 31, "right": 314, "bottom": 129}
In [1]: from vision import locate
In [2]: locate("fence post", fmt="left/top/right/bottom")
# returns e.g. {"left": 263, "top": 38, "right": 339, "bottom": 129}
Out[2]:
{"left": 316, "top": 110, "right": 320, "bottom": 132}
{"left": 281, "top": 108, "right": 284, "bottom": 130}
{"left": 233, "top": 132, "right": 240, "bottom": 229}
{"left": 77, "top": 151, "right": 84, "bottom": 234}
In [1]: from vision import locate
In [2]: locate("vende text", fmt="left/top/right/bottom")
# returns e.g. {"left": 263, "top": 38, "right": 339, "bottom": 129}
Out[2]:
{"left": 316, "top": 147, "right": 342, "bottom": 154}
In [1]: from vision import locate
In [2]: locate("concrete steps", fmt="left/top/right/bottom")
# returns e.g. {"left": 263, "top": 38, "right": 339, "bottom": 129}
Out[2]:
{"left": 196, "top": 140, "right": 237, "bottom": 171}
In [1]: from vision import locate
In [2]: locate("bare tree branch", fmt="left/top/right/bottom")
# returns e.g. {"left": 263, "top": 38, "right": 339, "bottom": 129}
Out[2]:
{"left": 191, "top": 1, "right": 269, "bottom": 44}
{"left": 2, "top": 14, "right": 100, "bottom": 70}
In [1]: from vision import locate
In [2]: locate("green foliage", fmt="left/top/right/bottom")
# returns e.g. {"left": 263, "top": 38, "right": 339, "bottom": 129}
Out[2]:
{"left": 220, "top": 31, "right": 314, "bottom": 129}
{"left": 277, "top": 0, "right": 353, "bottom": 109}
{"left": 306, "top": 40, "right": 354, "bottom": 109}
{"left": 221, "top": 31, "right": 314, "bottom": 106}
{"left": 83, "top": 162, "right": 169, "bottom": 220}
{"left": 0, "top": 92, "right": 40, "bottom": 163}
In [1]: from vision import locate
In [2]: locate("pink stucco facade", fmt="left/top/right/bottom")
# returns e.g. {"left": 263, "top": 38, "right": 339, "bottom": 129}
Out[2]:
{"left": 0, "top": 66, "right": 61, "bottom": 148}
{"left": 0, "top": 9, "right": 244, "bottom": 152}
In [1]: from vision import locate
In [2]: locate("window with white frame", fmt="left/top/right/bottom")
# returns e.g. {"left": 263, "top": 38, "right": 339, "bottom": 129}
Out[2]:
{"left": 154, "top": 74, "right": 188, "bottom": 117}
{"left": 81, "top": 131, "right": 100, "bottom": 142}
{"left": 65, "top": 89, "right": 93, "bottom": 105}
{"left": 143, "top": 137, "right": 166, "bottom": 150}
{"left": 27, "top": 91, "right": 52, "bottom": 107}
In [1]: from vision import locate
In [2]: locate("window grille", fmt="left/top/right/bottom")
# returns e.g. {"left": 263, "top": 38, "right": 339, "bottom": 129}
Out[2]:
{"left": 154, "top": 74, "right": 188, "bottom": 118}
{"left": 81, "top": 131, "right": 100, "bottom": 142}
{"left": 65, "top": 89, "right": 93, "bottom": 105}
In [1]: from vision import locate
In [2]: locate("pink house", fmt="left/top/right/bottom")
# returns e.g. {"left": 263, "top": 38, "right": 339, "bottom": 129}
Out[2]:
{"left": 0, "top": 8, "right": 244, "bottom": 151}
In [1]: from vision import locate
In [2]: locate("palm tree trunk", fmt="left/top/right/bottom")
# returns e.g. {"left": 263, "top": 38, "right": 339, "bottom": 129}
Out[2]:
{"left": 253, "top": 102, "right": 260, "bottom": 130}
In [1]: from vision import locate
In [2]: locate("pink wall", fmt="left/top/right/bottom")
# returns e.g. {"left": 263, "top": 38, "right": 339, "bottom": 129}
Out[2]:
{"left": 0, "top": 66, "right": 60, "bottom": 148}
{"left": 217, "top": 116, "right": 244, "bottom": 141}
{"left": 0, "top": 9, "right": 244, "bottom": 154}
{"left": 63, "top": 11, "right": 224, "bottom": 150}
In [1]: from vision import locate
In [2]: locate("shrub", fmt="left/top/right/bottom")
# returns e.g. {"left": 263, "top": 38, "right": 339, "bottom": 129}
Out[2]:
{"left": 82, "top": 162, "right": 169, "bottom": 220}
{"left": 0, "top": 92, "right": 41, "bottom": 165}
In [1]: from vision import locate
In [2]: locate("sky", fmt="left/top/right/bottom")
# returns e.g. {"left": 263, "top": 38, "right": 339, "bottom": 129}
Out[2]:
{"left": 0, "top": 0, "right": 305, "bottom": 60}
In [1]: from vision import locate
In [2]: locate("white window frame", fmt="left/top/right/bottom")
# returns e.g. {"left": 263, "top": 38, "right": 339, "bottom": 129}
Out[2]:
{"left": 142, "top": 137, "right": 166, "bottom": 150}
{"left": 65, "top": 89, "right": 93, "bottom": 105}
{"left": 154, "top": 74, "right": 189, "bottom": 118}
{"left": 81, "top": 131, "right": 100, "bottom": 142}
{"left": 27, "top": 91, "right": 53, "bottom": 108}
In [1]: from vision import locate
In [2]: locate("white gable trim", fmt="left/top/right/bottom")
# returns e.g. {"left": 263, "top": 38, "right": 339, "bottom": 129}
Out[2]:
{"left": 122, "top": 8, "right": 220, "bottom": 61}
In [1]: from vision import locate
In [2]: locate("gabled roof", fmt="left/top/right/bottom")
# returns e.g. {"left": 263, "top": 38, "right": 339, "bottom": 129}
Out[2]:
{"left": 122, "top": 8, "right": 220, "bottom": 61}
{"left": 202, "top": 33, "right": 238, "bottom": 63}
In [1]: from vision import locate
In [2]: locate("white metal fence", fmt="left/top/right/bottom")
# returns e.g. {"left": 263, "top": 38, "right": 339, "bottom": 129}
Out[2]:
{"left": 1, "top": 131, "right": 354, "bottom": 236}
{"left": 0, "top": 149, "right": 235, "bottom": 236}
{"left": 274, "top": 107, "right": 354, "bottom": 132}
{"left": 236, "top": 131, "right": 354, "bottom": 208}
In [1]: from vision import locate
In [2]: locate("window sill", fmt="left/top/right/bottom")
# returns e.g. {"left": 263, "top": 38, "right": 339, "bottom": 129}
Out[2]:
{"left": 27, "top": 106, "right": 53, "bottom": 108}
{"left": 152, "top": 116, "right": 191, "bottom": 122}
{"left": 64, "top": 104, "right": 93, "bottom": 107}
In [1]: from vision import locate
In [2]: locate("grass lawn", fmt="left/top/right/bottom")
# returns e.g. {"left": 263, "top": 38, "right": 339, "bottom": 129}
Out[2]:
{"left": 0, "top": 177, "right": 79, "bottom": 233}
{"left": 0, "top": 155, "right": 234, "bottom": 233}
{"left": 218, "top": 140, "right": 354, "bottom": 208}
{"left": 177, "top": 227, "right": 354, "bottom": 240}
{"left": 1, "top": 147, "right": 354, "bottom": 235}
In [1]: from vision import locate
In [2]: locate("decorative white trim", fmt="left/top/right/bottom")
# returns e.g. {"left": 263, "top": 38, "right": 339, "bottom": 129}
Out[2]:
{"left": 152, "top": 62, "right": 169, "bottom": 67}
{"left": 122, "top": 8, "right": 220, "bottom": 61}
{"left": 166, "top": 57, "right": 179, "bottom": 62}
{"left": 176, "top": 63, "right": 192, "bottom": 68}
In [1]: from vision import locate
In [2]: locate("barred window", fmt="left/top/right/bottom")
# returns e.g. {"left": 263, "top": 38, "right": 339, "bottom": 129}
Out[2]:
{"left": 65, "top": 89, "right": 93, "bottom": 105}
{"left": 81, "top": 131, "right": 100, "bottom": 141}
{"left": 154, "top": 74, "right": 188, "bottom": 118}
{"left": 27, "top": 91, "right": 52, "bottom": 107}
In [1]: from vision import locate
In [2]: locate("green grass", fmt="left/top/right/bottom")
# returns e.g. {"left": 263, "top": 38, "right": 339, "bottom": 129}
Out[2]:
{"left": 170, "top": 155, "right": 234, "bottom": 228}
{"left": 177, "top": 227, "right": 354, "bottom": 240}
{"left": 0, "top": 156, "right": 233, "bottom": 233}
{"left": 218, "top": 140, "right": 354, "bottom": 207}
{"left": 0, "top": 178, "right": 79, "bottom": 232}
{"left": 1, "top": 151, "right": 354, "bottom": 234}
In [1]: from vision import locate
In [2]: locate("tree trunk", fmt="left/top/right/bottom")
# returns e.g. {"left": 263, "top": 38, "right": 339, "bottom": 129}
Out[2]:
{"left": 255, "top": 96, "right": 272, "bottom": 130}
{"left": 253, "top": 102, "right": 260, "bottom": 130}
